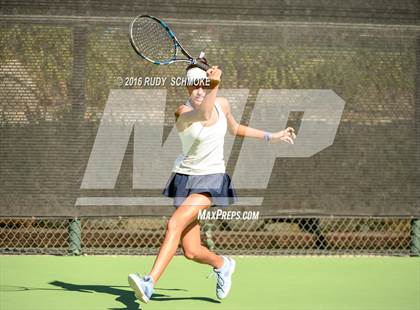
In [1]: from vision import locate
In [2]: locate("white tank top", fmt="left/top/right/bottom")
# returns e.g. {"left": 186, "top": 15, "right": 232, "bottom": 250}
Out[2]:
{"left": 172, "top": 100, "right": 227, "bottom": 175}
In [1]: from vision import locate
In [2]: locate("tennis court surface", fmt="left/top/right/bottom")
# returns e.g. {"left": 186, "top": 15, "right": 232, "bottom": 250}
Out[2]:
{"left": 1, "top": 255, "right": 419, "bottom": 310}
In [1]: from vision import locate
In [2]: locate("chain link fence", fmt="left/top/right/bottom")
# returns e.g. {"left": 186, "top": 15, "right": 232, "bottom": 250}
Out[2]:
{"left": 1, "top": 216, "right": 419, "bottom": 256}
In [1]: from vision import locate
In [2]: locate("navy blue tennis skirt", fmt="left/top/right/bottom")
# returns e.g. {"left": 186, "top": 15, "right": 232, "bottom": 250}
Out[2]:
{"left": 162, "top": 172, "right": 238, "bottom": 208}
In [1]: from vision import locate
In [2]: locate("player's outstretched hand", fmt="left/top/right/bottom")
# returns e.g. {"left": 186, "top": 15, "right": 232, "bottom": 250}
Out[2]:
{"left": 270, "top": 127, "right": 296, "bottom": 144}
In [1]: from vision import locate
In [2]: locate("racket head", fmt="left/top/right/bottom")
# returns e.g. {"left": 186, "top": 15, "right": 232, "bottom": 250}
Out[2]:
{"left": 129, "top": 15, "right": 178, "bottom": 65}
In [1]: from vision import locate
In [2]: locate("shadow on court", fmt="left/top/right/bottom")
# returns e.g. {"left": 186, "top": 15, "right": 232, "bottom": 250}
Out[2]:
{"left": 47, "top": 281, "right": 221, "bottom": 309}
{"left": 0, "top": 282, "right": 220, "bottom": 309}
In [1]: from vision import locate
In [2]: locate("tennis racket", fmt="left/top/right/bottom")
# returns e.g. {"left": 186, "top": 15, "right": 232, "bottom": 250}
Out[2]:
{"left": 129, "top": 15, "right": 210, "bottom": 71}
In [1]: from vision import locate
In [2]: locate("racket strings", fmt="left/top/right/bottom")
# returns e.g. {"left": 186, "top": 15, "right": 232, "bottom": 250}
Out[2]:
{"left": 131, "top": 17, "right": 175, "bottom": 63}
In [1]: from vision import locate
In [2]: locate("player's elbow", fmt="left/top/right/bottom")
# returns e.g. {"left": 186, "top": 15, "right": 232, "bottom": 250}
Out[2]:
{"left": 174, "top": 106, "right": 185, "bottom": 120}
{"left": 228, "top": 123, "right": 239, "bottom": 136}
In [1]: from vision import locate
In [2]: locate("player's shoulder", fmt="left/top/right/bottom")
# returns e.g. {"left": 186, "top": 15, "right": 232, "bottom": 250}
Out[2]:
{"left": 216, "top": 97, "right": 231, "bottom": 114}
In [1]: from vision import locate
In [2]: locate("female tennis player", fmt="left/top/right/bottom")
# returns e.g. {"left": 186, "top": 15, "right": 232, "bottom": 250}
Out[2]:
{"left": 128, "top": 59, "right": 296, "bottom": 304}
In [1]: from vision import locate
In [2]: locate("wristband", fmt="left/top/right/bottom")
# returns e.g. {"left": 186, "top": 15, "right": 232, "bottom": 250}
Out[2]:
{"left": 263, "top": 131, "right": 272, "bottom": 142}
{"left": 209, "top": 79, "right": 220, "bottom": 89}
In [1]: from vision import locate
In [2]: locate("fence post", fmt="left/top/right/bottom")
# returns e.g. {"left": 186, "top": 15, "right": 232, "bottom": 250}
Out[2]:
{"left": 411, "top": 218, "right": 420, "bottom": 256}
{"left": 68, "top": 218, "right": 82, "bottom": 256}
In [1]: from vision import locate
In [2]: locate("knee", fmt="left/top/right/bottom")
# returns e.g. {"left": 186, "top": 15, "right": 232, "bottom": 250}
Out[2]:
{"left": 166, "top": 217, "right": 183, "bottom": 234}
{"left": 183, "top": 247, "right": 201, "bottom": 260}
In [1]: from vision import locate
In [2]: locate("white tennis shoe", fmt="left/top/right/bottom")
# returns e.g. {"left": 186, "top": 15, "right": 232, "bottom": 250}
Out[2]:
{"left": 207, "top": 256, "right": 236, "bottom": 299}
{"left": 128, "top": 273, "right": 154, "bottom": 303}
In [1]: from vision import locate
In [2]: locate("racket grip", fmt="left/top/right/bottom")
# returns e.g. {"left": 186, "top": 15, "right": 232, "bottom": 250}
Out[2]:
{"left": 194, "top": 60, "right": 211, "bottom": 71}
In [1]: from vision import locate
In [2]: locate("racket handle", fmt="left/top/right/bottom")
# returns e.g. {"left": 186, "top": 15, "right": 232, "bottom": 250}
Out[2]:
{"left": 194, "top": 60, "right": 211, "bottom": 71}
